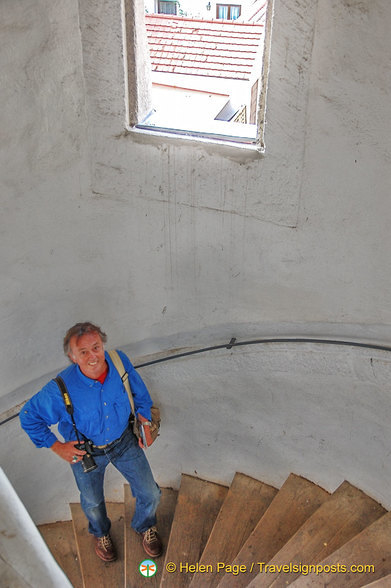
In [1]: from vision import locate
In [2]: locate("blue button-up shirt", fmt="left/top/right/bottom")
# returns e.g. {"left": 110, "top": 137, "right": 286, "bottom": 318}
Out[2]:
{"left": 20, "top": 350, "right": 152, "bottom": 448}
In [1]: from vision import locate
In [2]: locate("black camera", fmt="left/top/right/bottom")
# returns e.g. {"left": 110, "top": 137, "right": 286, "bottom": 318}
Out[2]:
{"left": 75, "top": 440, "right": 97, "bottom": 473}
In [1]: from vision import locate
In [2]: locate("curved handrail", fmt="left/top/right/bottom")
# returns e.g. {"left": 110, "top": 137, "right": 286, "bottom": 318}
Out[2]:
{"left": 136, "top": 336, "right": 391, "bottom": 368}
{"left": 2, "top": 335, "right": 391, "bottom": 427}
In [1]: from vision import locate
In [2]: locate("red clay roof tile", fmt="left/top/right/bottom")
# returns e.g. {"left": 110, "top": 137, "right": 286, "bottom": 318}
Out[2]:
{"left": 145, "top": 13, "right": 264, "bottom": 81}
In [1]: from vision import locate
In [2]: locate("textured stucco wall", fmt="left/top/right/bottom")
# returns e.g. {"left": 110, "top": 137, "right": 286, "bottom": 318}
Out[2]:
{"left": 1, "top": 0, "right": 391, "bottom": 521}
{"left": 0, "top": 0, "right": 91, "bottom": 394}
{"left": 2, "top": 0, "right": 390, "bottom": 394}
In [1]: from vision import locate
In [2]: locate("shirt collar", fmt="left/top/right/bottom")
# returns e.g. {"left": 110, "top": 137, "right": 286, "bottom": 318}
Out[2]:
{"left": 75, "top": 355, "right": 111, "bottom": 386}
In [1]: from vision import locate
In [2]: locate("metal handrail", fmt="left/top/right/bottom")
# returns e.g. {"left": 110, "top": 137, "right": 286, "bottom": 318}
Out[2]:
{"left": 135, "top": 336, "right": 391, "bottom": 368}
{"left": 2, "top": 335, "right": 391, "bottom": 427}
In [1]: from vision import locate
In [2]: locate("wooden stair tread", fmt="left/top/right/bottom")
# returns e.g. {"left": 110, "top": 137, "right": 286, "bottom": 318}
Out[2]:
{"left": 190, "top": 472, "right": 278, "bottom": 588}
{"left": 217, "top": 473, "right": 330, "bottom": 588}
{"left": 362, "top": 573, "right": 391, "bottom": 587}
{"left": 160, "top": 474, "right": 228, "bottom": 588}
{"left": 290, "top": 511, "right": 391, "bottom": 587}
{"left": 247, "top": 481, "right": 386, "bottom": 587}
{"left": 38, "top": 520, "right": 83, "bottom": 588}
{"left": 37, "top": 472, "right": 391, "bottom": 588}
{"left": 124, "top": 485, "right": 178, "bottom": 587}
{"left": 70, "top": 502, "right": 125, "bottom": 588}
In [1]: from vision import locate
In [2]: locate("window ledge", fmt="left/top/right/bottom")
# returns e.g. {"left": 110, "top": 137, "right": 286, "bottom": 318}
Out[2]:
{"left": 132, "top": 109, "right": 263, "bottom": 152}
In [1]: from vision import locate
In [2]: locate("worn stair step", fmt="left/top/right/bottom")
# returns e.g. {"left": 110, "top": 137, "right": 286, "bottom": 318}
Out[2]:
{"left": 246, "top": 481, "right": 386, "bottom": 588}
{"left": 160, "top": 474, "right": 228, "bottom": 588}
{"left": 124, "top": 484, "right": 178, "bottom": 587}
{"left": 39, "top": 520, "right": 83, "bottom": 588}
{"left": 70, "top": 502, "right": 125, "bottom": 588}
{"left": 290, "top": 510, "right": 391, "bottom": 587}
{"left": 362, "top": 573, "right": 391, "bottom": 587}
{"left": 189, "top": 472, "right": 278, "bottom": 588}
{"left": 217, "top": 473, "right": 330, "bottom": 588}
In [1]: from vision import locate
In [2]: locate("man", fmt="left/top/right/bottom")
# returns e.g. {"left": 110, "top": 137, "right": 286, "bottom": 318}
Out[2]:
{"left": 20, "top": 322, "right": 162, "bottom": 563}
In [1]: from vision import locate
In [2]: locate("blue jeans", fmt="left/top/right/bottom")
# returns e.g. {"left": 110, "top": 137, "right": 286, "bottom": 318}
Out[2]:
{"left": 71, "top": 427, "right": 161, "bottom": 537}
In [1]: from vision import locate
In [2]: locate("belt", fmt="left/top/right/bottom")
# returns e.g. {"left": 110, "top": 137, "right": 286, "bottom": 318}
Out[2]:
{"left": 92, "top": 424, "right": 129, "bottom": 450}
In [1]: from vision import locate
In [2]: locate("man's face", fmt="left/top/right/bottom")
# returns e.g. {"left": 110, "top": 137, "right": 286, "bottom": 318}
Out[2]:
{"left": 68, "top": 331, "right": 107, "bottom": 380}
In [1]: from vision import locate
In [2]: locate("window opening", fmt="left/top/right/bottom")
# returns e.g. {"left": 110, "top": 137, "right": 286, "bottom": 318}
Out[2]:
{"left": 157, "top": 0, "right": 177, "bottom": 15}
{"left": 130, "top": 0, "right": 271, "bottom": 147}
{"left": 216, "top": 4, "right": 241, "bottom": 20}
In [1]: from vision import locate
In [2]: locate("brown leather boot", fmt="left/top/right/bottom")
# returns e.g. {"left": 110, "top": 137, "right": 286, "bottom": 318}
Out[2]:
{"left": 94, "top": 534, "right": 117, "bottom": 562}
{"left": 141, "top": 526, "right": 163, "bottom": 557}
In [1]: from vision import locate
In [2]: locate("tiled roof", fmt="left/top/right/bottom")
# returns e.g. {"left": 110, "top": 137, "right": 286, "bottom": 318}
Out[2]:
{"left": 145, "top": 14, "right": 264, "bottom": 81}
{"left": 242, "top": 0, "right": 268, "bottom": 24}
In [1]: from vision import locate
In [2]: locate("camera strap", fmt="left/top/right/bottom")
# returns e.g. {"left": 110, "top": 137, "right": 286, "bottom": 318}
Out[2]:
{"left": 55, "top": 376, "right": 83, "bottom": 445}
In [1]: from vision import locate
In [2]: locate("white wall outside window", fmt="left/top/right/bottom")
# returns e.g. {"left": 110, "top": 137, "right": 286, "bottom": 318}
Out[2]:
{"left": 145, "top": 0, "right": 252, "bottom": 20}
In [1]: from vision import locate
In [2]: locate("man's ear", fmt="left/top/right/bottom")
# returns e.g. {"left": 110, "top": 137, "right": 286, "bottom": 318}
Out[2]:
{"left": 68, "top": 352, "right": 76, "bottom": 364}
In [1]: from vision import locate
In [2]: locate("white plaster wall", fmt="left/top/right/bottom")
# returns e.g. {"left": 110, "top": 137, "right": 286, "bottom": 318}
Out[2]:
{"left": 2, "top": 0, "right": 391, "bottom": 521}
{"left": 2, "top": 0, "right": 390, "bottom": 393}
{"left": 0, "top": 0, "right": 91, "bottom": 395}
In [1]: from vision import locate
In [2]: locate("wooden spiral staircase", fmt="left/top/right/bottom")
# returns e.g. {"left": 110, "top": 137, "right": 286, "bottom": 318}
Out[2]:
{"left": 39, "top": 472, "right": 391, "bottom": 587}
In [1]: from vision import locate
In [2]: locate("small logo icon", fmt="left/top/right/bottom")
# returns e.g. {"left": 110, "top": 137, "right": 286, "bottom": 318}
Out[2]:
{"left": 139, "top": 559, "right": 157, "bottom": 577}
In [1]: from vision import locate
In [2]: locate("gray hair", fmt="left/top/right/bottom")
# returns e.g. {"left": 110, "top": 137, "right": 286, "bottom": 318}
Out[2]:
{"left": 63, "top": 322, "right": 107, "bottom": 355}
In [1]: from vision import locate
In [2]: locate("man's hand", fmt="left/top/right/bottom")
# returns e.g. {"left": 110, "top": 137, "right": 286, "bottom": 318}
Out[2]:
{"left": 137, "top": 414, "right": 152, "bottom": 448}
{"left": 51, "top": 440, "right": 86, "bottom": 463}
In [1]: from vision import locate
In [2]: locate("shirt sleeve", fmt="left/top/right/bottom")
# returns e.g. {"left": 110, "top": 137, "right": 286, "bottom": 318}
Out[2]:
{"left": 19, "top": 380, "right": 67, "bottom": 448}
{"left": 118, "top": 350, "right": 153, "bottom": 421}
